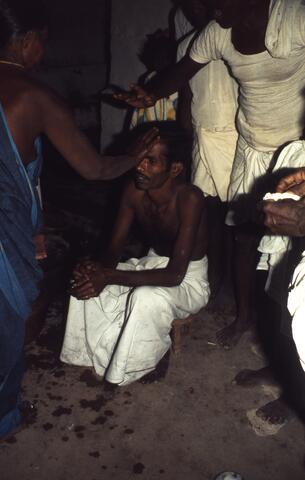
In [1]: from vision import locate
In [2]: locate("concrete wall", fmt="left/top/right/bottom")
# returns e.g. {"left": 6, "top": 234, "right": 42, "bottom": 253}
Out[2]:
{"left": 37, "top": 0, "right": 109, "bottom": 133}
{"left": 101, "top": 0, "right": 172, "bottom": 150}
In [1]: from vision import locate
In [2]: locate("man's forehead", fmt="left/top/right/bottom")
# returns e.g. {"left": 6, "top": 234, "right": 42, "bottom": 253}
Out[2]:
{"left": 149, "top": 139, "right": 167, "bottom": 153}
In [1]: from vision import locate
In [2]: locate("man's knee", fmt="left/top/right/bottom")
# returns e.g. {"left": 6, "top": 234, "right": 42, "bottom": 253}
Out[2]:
{"left": 130, "top": 286, "right": 170, "bottom": 312}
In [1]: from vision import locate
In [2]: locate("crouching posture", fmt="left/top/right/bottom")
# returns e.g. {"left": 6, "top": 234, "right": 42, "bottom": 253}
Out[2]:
{"left": 60, "top": 123, "right": 210, "bottom": 385}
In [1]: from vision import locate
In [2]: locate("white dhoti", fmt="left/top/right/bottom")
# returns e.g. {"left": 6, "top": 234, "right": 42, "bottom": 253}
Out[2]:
{"left": 192, "top": 127, "right": 238, "bottom": 202}
{"left": 60, "top": 250, "right": 210, "bottom": 386}
{"left": 287, "top": 253, "right": 305, "bottom": 372}
{"left": 226, "top": 136, "right": 276, "bottom": 225}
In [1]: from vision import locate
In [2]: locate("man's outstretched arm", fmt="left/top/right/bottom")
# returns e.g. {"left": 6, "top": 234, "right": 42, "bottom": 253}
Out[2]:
{"left": 115, "top": 55, "right": 206, "bottom": 109}
{"left": 39, "top": 88, "right": 159, "bottom": 180}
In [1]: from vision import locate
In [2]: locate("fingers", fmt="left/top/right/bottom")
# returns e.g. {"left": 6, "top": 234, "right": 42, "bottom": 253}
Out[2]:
{"left": 129, "top": 83, "right": 146, "bottom": 97}
{"left": 141, "top": 127, "right": 160, "bottom": 149}
{"left": 262, "top": 199, "right": 296, "bottom": 218}
{"left": 262, "top": 200, "right": 304, "bottom": 236}
{"left": 70, "top": 281, "right": 97, "bottom": 299}
{"left": 276, "top": 169, "right": 305, "bottom": 193}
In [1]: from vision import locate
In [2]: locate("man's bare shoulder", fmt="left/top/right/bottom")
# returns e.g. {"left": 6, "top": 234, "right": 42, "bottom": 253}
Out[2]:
{"left": 177, "top": 183, "right": 206, "bottom": 208}
{"left": 24, "top": 75, "right": 67, "bottom": 109}
{"left": 0, "top": 71, "right": 67, "bottom": 115}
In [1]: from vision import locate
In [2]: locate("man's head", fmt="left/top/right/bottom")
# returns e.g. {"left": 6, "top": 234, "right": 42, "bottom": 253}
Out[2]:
{"left": 180, "top": 0, "right": 212, "bottom": 30}
{"left": 212, "top": 0, "right": 267, "bottom": 30}
{"left": 138, "top": 29, "right": 176, "bottom": 73}
{"left": 132, "top": 122, "right": 192, "bottom": 191}
{"left": 0, "top": 0, "right": 48, "bottom": 68}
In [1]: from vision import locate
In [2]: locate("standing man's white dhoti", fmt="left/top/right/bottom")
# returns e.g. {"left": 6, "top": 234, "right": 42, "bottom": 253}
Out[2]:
{"left": 177, "top": 31, "right": 238, "bottom": 202}
{"left": 60, "top": 250, "right": 210, "bottom": 386}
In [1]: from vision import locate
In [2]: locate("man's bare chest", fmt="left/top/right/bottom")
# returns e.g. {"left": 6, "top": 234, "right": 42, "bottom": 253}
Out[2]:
{"left": 136, "top": 202, "right": 179, "bottom": 242}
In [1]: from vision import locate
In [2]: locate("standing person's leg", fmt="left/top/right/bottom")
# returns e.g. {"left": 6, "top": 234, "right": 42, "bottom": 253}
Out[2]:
{"left": 216, "top": 136, "right": 276, "bottom": 347}
{"left": 217, "top": 225, "right": 260, "bottom": 347}
{"left": 192, "top": 128, "right": 237, "bottom": 297}
{"left": 206, "top": 196, "right": 228, "bottom": 297}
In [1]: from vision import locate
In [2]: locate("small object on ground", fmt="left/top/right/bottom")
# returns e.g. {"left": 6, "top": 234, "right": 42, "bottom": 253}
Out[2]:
{"left": 214, "top": 472, "right": 244, "bottom": 480}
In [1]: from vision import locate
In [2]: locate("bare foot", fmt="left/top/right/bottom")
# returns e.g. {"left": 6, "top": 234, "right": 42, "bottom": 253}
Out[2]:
{"left": 139, "top": 351, "right": 170, "bottom": 384}
{"left": 233, "top": 366, "right": 278, "bottom": 387}
{"left": 216, "top": 320, "right": 249, "bottom": 349}
{"left": 256, "top": 397, "right": 293, "bottom": 425}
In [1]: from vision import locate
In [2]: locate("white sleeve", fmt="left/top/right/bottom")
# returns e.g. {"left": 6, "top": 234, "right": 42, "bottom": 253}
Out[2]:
{"left": 190, "top": 21, "right": 227, "bottom": 64}
{"left": 294, "top": 4, "right": 305, "bottom": 48}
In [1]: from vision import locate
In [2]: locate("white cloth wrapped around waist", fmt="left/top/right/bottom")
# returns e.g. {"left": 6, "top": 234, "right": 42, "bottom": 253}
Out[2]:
{"left": 60, "top": 250, "right": 210, "bottom": 386}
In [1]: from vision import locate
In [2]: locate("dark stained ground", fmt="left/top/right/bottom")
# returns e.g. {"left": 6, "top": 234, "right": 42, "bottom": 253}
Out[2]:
{"left": 1, "top": 291, "right": 304, "bottom": 480}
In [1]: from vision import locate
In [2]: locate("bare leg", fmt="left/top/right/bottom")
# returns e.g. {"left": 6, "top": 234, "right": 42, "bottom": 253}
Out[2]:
{"left": 206, "top": 197, "right": 227, "bottom": 298}
{"left": 217, "top": 226, "right": 259, "bottom": 348}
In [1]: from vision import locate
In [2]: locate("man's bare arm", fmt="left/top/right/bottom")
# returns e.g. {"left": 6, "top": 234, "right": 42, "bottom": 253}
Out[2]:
{"left": 40, "top": 90, "right": 158, "bottom": 180}
{"left": 72, "top": 187, "right": 206, "bottom": 299}
{"left": 115, "top": 55, "right": 206, "bottom": 109}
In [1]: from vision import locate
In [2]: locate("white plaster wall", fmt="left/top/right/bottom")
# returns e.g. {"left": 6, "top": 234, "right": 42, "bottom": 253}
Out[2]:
{"left": 101, "top": 0, "right": 172, "bottom": 150}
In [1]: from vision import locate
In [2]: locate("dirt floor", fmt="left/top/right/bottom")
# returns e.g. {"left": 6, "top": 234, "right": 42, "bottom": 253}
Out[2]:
{"left": 1, "top": 290, "right": 304, "bottom": 480}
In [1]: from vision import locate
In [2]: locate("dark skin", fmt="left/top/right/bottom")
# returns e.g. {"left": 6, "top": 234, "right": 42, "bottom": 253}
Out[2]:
{"left": 71, "top": 140, "right": 208, "bottom": 300}
{"left": 0, "top": 30, "right": 159, "bottom": 177}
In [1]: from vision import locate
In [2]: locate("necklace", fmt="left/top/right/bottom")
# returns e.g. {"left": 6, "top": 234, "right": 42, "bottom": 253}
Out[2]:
{"left": 0, "top": 60, "right": 25, "bottom": 69}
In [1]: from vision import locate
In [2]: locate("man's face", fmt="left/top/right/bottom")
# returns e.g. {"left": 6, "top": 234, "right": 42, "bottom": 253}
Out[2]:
{"left": 182, "top": 0, "right": 210, "bottom": 30}
{"left": 212, "top": 0, "right": 243, "bottom": 28}
{"left": 134, "top": 141, "right": 173, "bottom": 191}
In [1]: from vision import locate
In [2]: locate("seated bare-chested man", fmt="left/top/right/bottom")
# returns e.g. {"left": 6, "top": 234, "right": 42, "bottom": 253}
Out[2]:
{"left": 61, "top": 122, "right": 210, "bottom": 386}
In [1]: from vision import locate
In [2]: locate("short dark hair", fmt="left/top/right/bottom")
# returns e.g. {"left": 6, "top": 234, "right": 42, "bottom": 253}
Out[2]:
{"left": 0, "top": 0, "right": 48, "bottom": 50}
{"left": 130, "top": 121, "right": 192, "bottom": 168}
